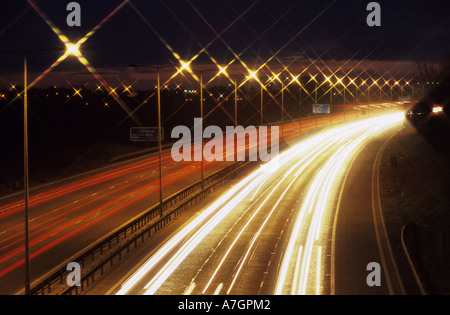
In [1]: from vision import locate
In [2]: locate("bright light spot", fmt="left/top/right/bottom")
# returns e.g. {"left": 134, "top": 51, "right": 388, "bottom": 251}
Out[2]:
{"left": 65, "top": 43, "right": 81, "bottom": 57}
{"left": 72, "top": 88, "right": 82, "bottom": 98}
{"left": 291, "top": 74, "right": 300, "bottom": 84}
{"left": 433, "top": 106, "right": 444, "bottom": 114}
{"left": 218, "top": 66, "right": 227, "bottom": 75}
{"left": 180, "top": 60, "right": 191, "bottom": 72}
{"left": 247, "top": 70, "right": 258, "bottom": 80}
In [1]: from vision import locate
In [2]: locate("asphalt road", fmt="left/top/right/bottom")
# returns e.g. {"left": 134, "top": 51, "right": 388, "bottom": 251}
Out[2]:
{"left": 0, "top": 147, "right": 232, "bottom": 294}
{"left": 94, "top": 111, "right": 407, "bottom": 296}
{"left": 0, "top": 112, "right": 327, "bottom": 295}
{"left": 0, "top": 104, "right": 404, "bottom": 295}
{"left": 332, "top": 127, "right": 405, "bottom": 295}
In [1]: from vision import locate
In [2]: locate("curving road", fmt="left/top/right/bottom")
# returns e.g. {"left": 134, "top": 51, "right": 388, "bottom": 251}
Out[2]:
{"left": 107, "top": 111, "right": 406, "bottom": 295}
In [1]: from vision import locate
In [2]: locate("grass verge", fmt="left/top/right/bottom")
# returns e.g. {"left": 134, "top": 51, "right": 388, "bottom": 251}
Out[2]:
{"left": 380, "top": 125, "right": 450, "bottom": 294}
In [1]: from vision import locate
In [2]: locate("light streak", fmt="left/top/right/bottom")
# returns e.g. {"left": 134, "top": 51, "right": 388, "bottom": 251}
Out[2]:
{"left": 316, "top": 246, "right": 322, "bottom": 295}
{"left": 115, "top": 169, "right": 263, "bottom": 295}
{"left": 275, "top": 113, "right": 404, "bottom": 295}
{"left": 116, "top": 118, "right": 340, "bottom": 295}
{"left": 115, "top": 111, "right": 403, "bottom": 295}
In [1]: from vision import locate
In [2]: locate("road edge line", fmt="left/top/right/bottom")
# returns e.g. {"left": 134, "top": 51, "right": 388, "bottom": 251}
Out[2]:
{"left": 371, "top": 128, "right": 406, "bottom": 295}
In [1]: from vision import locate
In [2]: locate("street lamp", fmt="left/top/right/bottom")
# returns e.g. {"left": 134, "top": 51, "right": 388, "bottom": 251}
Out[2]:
{"left": 179, "top": 65, "right": 230, "bottom": 188}
{"left": 289, "top": 74, "right": 302, "bottom": 118}
{"left": 1, "top": 46, "right": 67, "bottom": 295}
{"left": 335, "top": 77, "right": 345, "bottom": 104}
{"left": 309, "top": 74, "right": 318, "bottom": 104}
{"left": 23, "top": 57, "right": 30, "bottom": 295}
{"left": 324, "top": 75, "right": 334, "bottom": 111}
{"left": 269, "top": 73, "right": 286, "bottom": 139}
{"left": 245, "top": 70, "right": 265, "bottom": 125}
{"left": 360, "top": 79, "right": 367, "bottom": 103}
{"left": 349, "top": 78, "right": 356, "bottom": 103}
{"left": 129, "top": 64, "right": 173, "bottom": 218}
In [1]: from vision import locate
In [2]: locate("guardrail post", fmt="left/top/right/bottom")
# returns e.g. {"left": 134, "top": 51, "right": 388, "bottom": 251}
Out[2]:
{"left": 441, "top": 228, "right": 447, "bottom": 272}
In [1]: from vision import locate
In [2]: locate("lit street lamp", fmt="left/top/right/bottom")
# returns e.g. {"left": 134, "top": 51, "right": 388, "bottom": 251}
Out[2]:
{"left": 129, "top": 64, "right": 173, "bottom": 218}
{"left": 245, "top": 70, "right": 265, "bottom": 125}
{"left": 0, "top": 47, "right": 67, "bottom": 295}
{"left": 183, "top": 66, "right": 229, "bottom": 188}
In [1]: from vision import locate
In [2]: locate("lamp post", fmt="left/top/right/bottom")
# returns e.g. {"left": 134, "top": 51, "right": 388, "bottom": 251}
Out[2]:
{"left": 200, "top": 74, "right": 204, "bottom": 189}
{"left": 23, "top": 56, "right": 30, "bottom": 295}
{"left": 1, "top": 47, "right": 66, "bottom": 295}
{"left": 260, "top": 83, "right": 264, "bottom": 125}
{"left": 234, "top": 78, "right": 238, "bottom": 127}
{"left": 192, "top": 68, "right": 229, "bottom": 187}
{"left": 129, "top": 64, "right": 173, "bottom": 218}
{"left": 343, "top": 79, "right": 347, "bottom": 104}
{"left": 378, "top": 81, "right": 382, "bottom": 102}
{"left": 245, "top": 70, "right": 265, "bottom": 126}
{"left": 329, "top": 80, "right": 333, "bottom": 111}
{"left": 269, "top": 74, "right": 285, "bottom": 139}
{"left": 281, "top": 80, "right": 285, "bottom": 139}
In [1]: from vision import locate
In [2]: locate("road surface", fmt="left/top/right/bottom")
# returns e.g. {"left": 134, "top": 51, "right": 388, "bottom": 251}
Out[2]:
{"left": 0, "top": 147, "right": 232, "bottom": 294}
{"left": 0, "top": 104, "right": 404, "bottom": 295}
{"left": 93, "top": 112, "right": 407, "bottom": 295}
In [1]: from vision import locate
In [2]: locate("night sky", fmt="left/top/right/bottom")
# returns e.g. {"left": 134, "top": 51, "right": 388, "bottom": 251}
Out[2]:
{"left": 1, "top": 0, "right": 450, "bottom": 87}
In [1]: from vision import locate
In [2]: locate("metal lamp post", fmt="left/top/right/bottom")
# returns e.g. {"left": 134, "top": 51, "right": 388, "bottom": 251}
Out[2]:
{"left": 23, "top": 57, "right": 30, "bottom": 295}
{"left": 1, "top": 47, "right": 65, "bottom": 295}
{"left": 194, "top": 68, "right": 230, "bottom": 185}
{"left": 129, "top": 64, "right": 173, "bottom": 218}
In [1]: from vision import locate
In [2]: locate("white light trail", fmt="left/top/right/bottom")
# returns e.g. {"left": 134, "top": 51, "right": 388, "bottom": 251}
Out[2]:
{"left": 275, "top": 113, "right": 404, "bottom": 295}
{"left": 116, "top": 112, "right": 404, "bottom": 295}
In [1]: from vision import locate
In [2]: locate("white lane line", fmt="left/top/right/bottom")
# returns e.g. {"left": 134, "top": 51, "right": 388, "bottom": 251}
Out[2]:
{"left": 183, "top": 282, "right": 196, "bottom": 295}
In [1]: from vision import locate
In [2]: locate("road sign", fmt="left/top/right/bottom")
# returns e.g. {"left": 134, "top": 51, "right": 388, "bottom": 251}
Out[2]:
{"left": 130, "top": 127, "right": 164, "bottom": 141}
{"left": 313, "top": 104, "right": 331, "bottom": 114}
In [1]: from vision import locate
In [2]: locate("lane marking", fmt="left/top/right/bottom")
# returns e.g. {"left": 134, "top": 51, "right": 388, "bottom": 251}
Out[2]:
{"left": 371, "top": 131, "right": 406, "bottom": 295}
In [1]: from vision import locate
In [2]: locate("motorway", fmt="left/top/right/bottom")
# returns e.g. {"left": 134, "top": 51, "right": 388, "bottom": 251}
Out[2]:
{"left": 0, "top": 145, "right": 233, "bottom": 295}
{"left": 0, "top": 110, "right": 326, "bottom": 295}
{"left": 92, "top": 111, "right": 407, "bottom": 295}
{"left": 0, "top": 103, "right": 404, "bottom": 295}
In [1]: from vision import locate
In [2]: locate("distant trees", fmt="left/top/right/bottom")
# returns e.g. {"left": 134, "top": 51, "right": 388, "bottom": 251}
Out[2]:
{"left": 417, "top": 51, "right": 450, "bottom": 83}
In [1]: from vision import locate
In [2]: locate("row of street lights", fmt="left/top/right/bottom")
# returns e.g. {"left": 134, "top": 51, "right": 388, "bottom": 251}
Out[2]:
{"left": 2, "top": 47, "right": 415, "bottom": 294}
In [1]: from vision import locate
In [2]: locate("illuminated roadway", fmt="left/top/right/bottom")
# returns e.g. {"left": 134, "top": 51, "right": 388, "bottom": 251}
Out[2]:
{"left": 97, "top": 112, "right": 406, "bottom": 295}
{"left": 0, "top": 145, "right": 232, "bottom": 295}
{"left": 0, "top": 111, "right": 324, "bottom": 295}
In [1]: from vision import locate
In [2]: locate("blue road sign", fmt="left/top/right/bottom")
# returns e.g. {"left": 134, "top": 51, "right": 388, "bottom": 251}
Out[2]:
{"left": 130, "top": 127, "right": 164, "bottom": 141}
{"left": 313, "top": 104, "right": 331, "bottom": 114}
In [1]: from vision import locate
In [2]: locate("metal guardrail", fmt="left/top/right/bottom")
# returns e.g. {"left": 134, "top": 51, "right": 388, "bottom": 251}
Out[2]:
{"left": 29, "top": 103, "right": 407, "bottom": 295}
{"left": 29, "top": 161, "right": 251, "bottom": 295}
{"left": 401, "top": 223, "right": 427, "bottom": 295}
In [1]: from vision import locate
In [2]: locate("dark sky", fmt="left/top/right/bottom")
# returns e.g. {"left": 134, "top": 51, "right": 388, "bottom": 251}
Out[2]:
{"left": 1, "top": 0, "right": 450, "bottom": 86}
